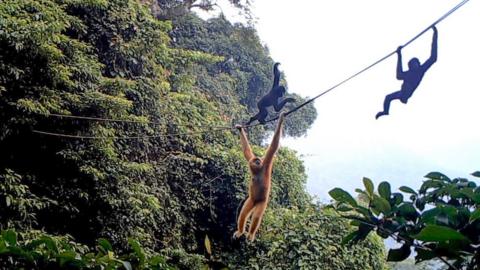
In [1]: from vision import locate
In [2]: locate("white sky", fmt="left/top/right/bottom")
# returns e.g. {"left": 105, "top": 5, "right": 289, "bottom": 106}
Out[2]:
{"left": 199, "top": 0, "right": 480, "bottom": 202}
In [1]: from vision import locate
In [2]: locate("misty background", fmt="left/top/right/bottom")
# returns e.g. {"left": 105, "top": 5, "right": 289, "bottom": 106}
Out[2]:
{"left": 198, "top": 0, "right": 480, "bottom": 202}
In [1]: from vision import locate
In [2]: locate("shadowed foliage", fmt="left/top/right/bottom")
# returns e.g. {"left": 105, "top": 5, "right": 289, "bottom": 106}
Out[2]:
{"left": 0, "top": 0, "right": 386, "bottom": 269}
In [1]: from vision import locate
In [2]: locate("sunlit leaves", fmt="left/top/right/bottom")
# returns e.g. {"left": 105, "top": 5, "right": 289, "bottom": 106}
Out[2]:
{"left": 204, "top": 235, "right": 212, "bottom": 256}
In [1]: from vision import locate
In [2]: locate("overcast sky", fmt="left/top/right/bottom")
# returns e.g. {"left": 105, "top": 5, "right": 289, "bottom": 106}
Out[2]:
{"left": 200, "top": 0, "right": 480, "bottom": 202}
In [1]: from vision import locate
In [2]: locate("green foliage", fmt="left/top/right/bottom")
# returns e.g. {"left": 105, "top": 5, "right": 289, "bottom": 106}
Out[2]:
{"left": 223, "top": 206, "right": 388, "bottom": 270}
{"left": 0, "top": 169, "right": 54, "bottom": 229}
{"left": 0, "top": 229, "right": 179, "bottom": 269}
{"left": 0, "top": 0, "right": 385, "bottom": 269}
{"left": 0, "top": 0, "right": 234, "bottom": 252}
{"left": 330, "top": 171, "right": 480, "bottom": 270}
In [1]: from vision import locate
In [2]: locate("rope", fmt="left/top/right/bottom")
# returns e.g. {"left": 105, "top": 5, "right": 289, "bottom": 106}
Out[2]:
{"left": 32, "top": 0, "right": 470, "bottom": 138}
{"left": 47, "top": 113, "right": 147, "bottom": 123}
{"left": 32, "top": 127, "right": 233, "bottom": 140}
{"left": 44, "top": 113, "right": 232, "bottom": 130}
{"left": 242, "top": 0, "right": 470, "bottom": 128}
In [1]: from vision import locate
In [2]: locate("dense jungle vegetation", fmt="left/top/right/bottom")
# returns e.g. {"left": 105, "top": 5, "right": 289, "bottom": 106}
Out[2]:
{"left": 0, "top": 0, "right": 387, "bottom": 269}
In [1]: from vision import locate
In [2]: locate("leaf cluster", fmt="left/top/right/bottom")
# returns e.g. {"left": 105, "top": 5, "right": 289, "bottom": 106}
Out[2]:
{"left": 0, "top": 229, "right": 181, "bottom": 269}
{"left": 330, "top": 171, "right": 480, "bottom": 269}
{"left": 223, "top": 206, "right": 388, "bottom": 270}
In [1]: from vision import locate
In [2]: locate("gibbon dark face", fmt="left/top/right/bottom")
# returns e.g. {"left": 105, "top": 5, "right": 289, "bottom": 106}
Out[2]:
{"left": 408, "top": 58, "right": 421, "bottom": 70}
{"left": 249, "top": 157, "right": 263, "bottom": 172}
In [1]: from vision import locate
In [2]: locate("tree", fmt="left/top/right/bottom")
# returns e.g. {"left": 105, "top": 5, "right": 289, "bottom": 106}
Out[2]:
{"left": 148, "top": 0, "right": 253, "bottom": 21}
{"left": 0, "top": 0, "right": 387, "bottom": 269}
{"left": 170, "top": 14, "right": 317, "bottom": 142}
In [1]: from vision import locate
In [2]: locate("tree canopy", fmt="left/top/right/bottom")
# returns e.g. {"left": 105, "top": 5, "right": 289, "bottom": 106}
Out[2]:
{"left": 0, "top": 0, "right": 386, "bottom": 269}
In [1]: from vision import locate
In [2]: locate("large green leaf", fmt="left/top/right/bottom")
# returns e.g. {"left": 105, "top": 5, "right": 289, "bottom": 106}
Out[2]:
{"left": 471, "top": 171, "right": 480, "bottom": 178}
{"left": 378, "top": 181, "right": 391, "bottom": 200}
{"left": 355, "top": 205, "right": 372, "bottom": 218}
{"left": 390, "top": 193, "right": 404, "bottom": 206}
{"left": 341, "top": 231, "right": 358, "bottom": 245}
{"left": 421, "top": 208, "right": 441, "bottom": 224}
{"left": 0, "top": 241, "right": 7, "bottom": 253}
{"left": 397, "top": 203, "right": 418, "bottom": 221}
{"left": 419, "top": 180, "right": 443, "bottom": 194}
{"left": 424, "top": 172, "right": 450, "bottom": 182}
{"left": 415, "top": 248, "right": 436, "bottom": 262}
{"left": 204, "top": 234, "right": 212, "bottom": 256}
{"left": 40, "top": 236, "right": 58, "bottom": 253}
{"left": 413, "top": 225, "right": 468, "bottom": 242}
{"left": 415, "top": 197, "right": 426, "bottom": 211}
{"left": 57, "top": 251, "right": 78, "bottom": 267}
{"left": 120, "top": 261, "right": 133, "bottom": 270}
{"left": 372, "top": 195, "right": 391, "bottom": 214}
{"left": 354, "top": 223, "right": 374, "bottom": 242}
{"left": 329, "top": 188, "right": 357, "bottom": 207}
{"left": 2, "top": 230, "right": 17, "bottom": 246}
{"left": 98, "top": 238, "right": 113, "bottom": 253}
{"left": 363, "top": 178, "right": 374, "bottom": 197}
{"left": 399, "top": 186, "right": 417, "bottom": 195}
{"left": 387, "top": 244, "right": 411, "bottom": 262}
{"left": 336, "top": 205, "right": 353, "bottom": 212}
{"left": 128, "top": 239, "right": 145, "bottom": 263}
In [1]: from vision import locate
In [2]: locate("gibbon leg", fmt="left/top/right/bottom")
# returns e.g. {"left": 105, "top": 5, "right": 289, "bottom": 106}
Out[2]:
{"left": 256, "top": 108, "right": 269, "bottom": 124}
{"left": 273, "top": 97, "right": 295, "bottom": 112}
{"left": 247, "top": 107, "right": 268, "bottom": 125}
{"left": 376, "top": 90, "right": 402, "bottom": 119}
{"left": 233, "top": 198, "right": 255, "bottom": 238}
{"left": 246, "top": 112, "right": 260, "bottom": 125}
{"left": 247, "top": 201, "right": 268, "bottom": 241}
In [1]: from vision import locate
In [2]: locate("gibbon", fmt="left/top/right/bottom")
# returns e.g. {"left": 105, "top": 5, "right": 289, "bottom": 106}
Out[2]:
{"left": 376, "top": 26, "right": 438, "bottom": 119}
{"left": 246, "top": 63, "right": 295, "bottom": 125}
{"left": 233, "top": 112, "right": 285, "bottom": 241}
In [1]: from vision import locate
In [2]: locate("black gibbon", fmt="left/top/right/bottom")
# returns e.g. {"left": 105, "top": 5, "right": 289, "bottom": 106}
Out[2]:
{"left": 376, "top": 26, "right": 438, "bottom": 119}
{"left": 233, "top": 113, "right": 285, "bottom": 241}
{"left": 246, "top": 63, "right": 295, "bottom": 125}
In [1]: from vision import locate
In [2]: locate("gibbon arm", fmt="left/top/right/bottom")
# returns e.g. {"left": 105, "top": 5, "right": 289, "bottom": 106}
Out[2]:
{"left": 423, "top": 26, "right": 438, "bottom": 69}
{"left": 237, "top": 125, "right": 254, "bottom": 161}
{"left": 263, "top": 113, "right": 285, "bottom": 165}
{"left": 396, "top": 47, "right": 405, "bottom": 80}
